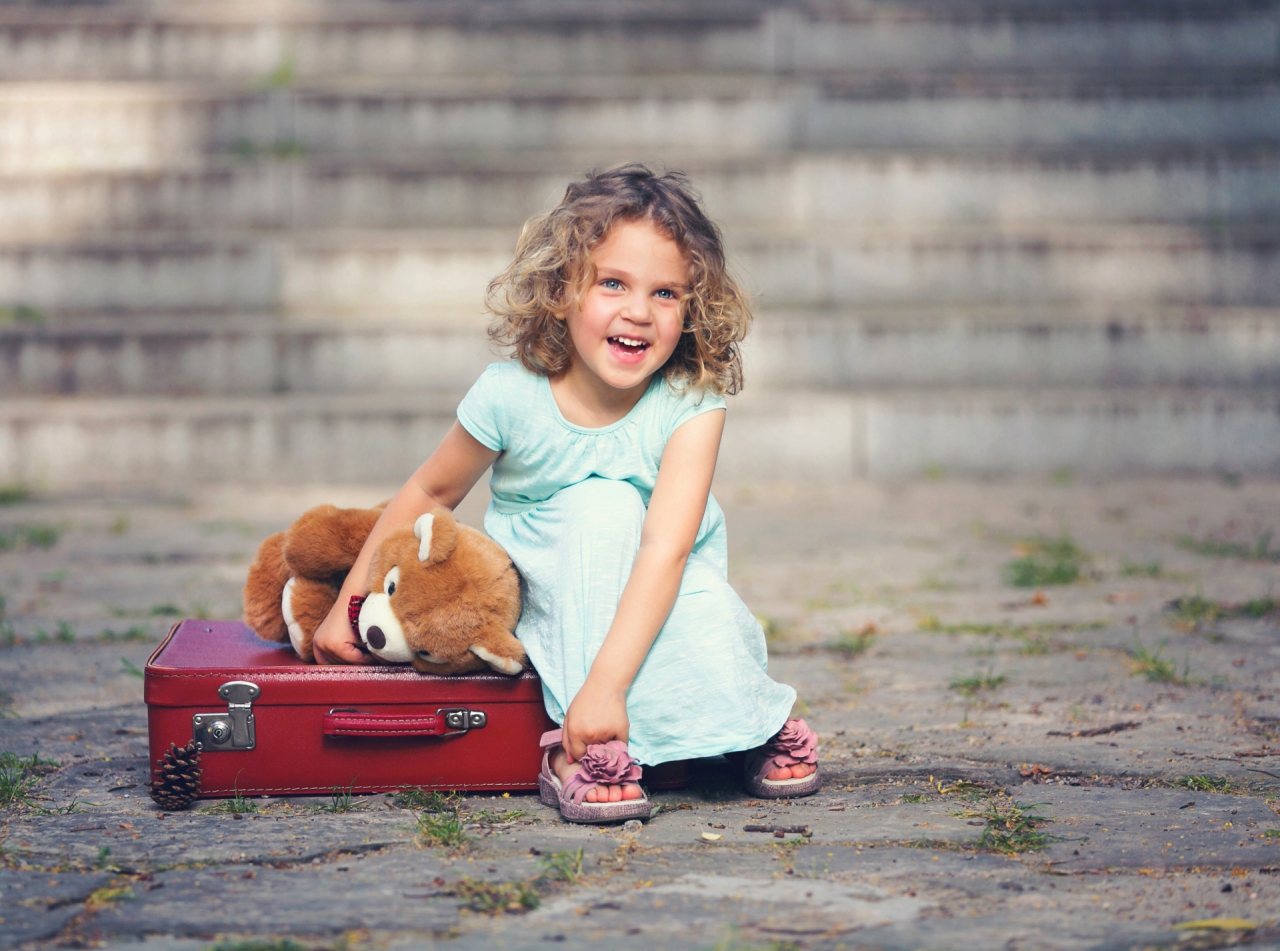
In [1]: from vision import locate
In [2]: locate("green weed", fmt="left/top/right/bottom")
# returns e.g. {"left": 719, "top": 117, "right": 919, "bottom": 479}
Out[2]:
{"left": 324, "top": 781, "right": 365, "bottom": 813}
{"left": 537, "top": 848, "right": 584, "bottom": 884}
{"left": 1172, "top": 776, "right": 1236, "bottom": 794}
{"left": 0, "top": 305, "right": 45, "bottom": 326}
{"left": 832, "top": 627, "right": 876, "bottom": 658}
{"left": 902, "top": 793, "right": 930, "bottom": 803}
{"left": 0, "top": 760, "right": 38, "bottom": 808}
{"left": 102, "top": 627, "right": 151, "bottom": 643}
{"left": 1120, "top": 560, "right": 1165, "bottom": 578}
{"left": 0, "top": 483, "right": 30, "bottom": 505}
{"left": 0, "top": 523, "right": 59, "bottom": 550}
{"left": 451, "top": 876, "right": 539, "bottom": 914}
{"left": 469, "top": 808, "right": 532, "bottom": 824}
{"left": 1128, "top": 635, "right": 1186, "bottom": 683}
{"left": 207, "top": 941, "right": 309, "bottom": 951}
{"left": 1177, "top": 531, "right": 1280, "bottom": 563}
{"left": 149, "top": 604, "right": 183, "bottom": 617}
{"left": 199, "top": 780, "right": 257, "bottom": 815}
{"left": 393, "top": 787, "right": 462, "bottom": 812}
{"left": 119, "top": 658, "right": 144, "bottom": 678}
{"left": 1262, "top": 829, "right": 1280, "bottom": 839}
{"left": 108, "top": 514, "right": 130, "bottom": 535}
{"left": 417, "top": 810, "right": 469, "bottom": 849}
{"left": 956, "top": 799, "right": 1058, "bottom": 855}
{"left": 949, "top": 668, "right": 1007, "bottom": 698}
{"left": 1003, "top": 535, "right": 1087, "bottom": 587}
{"left": 1171, "top": 596, "right": 1278, "bottom": 629}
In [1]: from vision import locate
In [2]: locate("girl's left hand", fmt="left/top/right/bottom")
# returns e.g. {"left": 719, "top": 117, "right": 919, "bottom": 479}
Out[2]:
{"left": 561, "top": 676, "right": 629, "bottom": 762}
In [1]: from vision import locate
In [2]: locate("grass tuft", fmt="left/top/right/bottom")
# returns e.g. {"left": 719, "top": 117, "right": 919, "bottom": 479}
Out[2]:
{"left": 451, "top": 876, "right": 540, "bottom": 914}
{"left": 832, "top": 625, "right": 876, "bottom": 657}
{"left": 0, "top": 523, "right": 59, "bottom": 550}
{"left": 949, "top": 668, "right": 1007, "bottom": 698}
{"left": 956, "top": 799, "right": 1058, "bottom": 854}
{"left": 393, "top": 787, "right": 462, "bottom": 812}
{"left": 208, "top": 941, "right": 310, "bottom": 951}
{"left": 417, "top": 809, "right": 470, "bottom": 850}
{"left": 1173, "top": 775, "right": 1237, "bottom": 794}
{"left": 1003, "top": 535, "right": 1087, "bottom": 587}
{"left": 1128, "top": 634, "right": 1188, "bottom": 683}
{"left": 1177, "top": 531, "right": 1280, "bottom": 563}
{"left": 537, "top": 848, "right": 584, "bottom": 884}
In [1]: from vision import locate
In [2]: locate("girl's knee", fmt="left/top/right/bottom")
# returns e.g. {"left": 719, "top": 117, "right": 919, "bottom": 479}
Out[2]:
{"left": 556, "top": 478, "right": 646, "bottom": 544}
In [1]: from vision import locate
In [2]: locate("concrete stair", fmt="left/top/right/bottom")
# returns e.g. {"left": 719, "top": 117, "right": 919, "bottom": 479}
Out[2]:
{"left": 0, "top": 0, "right": 1277, "bottom": 488}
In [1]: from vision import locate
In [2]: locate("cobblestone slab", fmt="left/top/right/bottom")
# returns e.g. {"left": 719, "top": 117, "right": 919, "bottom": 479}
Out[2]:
{"left": 2, "top": 477, "right": 1279, "bottom": 949}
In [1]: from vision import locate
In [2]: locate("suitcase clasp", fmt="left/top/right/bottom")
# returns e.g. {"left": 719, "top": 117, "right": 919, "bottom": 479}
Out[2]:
{"left": 440, "top": 708, "right": 487, "bottom": 732}
{"left": 193, "top": 680, "right": 260, "bottom": 752}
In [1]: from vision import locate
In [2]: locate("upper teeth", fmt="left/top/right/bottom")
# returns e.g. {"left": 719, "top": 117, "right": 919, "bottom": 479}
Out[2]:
{"left": 615, "top": 337, "right": 646, "bottom": 346}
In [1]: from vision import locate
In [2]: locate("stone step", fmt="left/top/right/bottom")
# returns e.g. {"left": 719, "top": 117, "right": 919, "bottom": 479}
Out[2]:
{"left": 0, "top": 0, "right": 1272, "bottom": 81}
{"left": 3, "top": 150, "right": 1280, "bottom": 239}
{"left": 2, "top": 80, "right": 1277, "bottom": 175}
{"left": 1, "top": 385, "right": 1275, "bottom": 488}
{"left": 2, "top": 225, "right": 1278, "bottom": 317}
{"left": 4, "top": 307, "right": 1279, "bottom": 398}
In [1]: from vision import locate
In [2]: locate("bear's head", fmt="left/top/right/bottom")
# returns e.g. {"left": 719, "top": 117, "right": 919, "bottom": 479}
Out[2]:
{"left": 356, "top": 509, "right": 512, "bottom": 675}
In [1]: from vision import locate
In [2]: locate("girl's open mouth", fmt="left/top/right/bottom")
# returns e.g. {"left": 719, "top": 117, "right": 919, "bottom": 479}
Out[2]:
{"left": 608, "top": 336, "right": 650, "bottom": 357}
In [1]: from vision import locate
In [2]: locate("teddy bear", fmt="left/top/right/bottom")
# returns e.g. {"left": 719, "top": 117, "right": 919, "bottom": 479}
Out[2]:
{"left": 244, "top": 503, "right": 525, "bottom": 676}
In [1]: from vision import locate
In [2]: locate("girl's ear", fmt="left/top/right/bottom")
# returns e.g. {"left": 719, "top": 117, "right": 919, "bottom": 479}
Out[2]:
{"left": 414, "top": 507, "right": 459, "bottom": 565}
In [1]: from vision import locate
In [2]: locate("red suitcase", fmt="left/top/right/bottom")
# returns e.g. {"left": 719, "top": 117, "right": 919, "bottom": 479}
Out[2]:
{"left": 146, "top": 620, "right": 690, "bottom": 799}
{"left": 145, "top": 620, "right": 557, "bottom": 798}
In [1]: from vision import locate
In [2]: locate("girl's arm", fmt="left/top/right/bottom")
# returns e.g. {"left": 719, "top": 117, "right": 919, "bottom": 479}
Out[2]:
{"left": 560, "top": 407, "right": 725, "bottom": 761}
{"left": 311, "top": 421, "right": 499, "bottom": 665}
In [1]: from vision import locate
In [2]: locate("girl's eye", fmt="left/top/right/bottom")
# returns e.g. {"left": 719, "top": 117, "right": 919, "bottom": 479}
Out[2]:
{"left": 601, "top": 279, "right": 622, "bottom": 290}
{"left": 654, "top": 288, "right": 675, "bottom": 300}
{"left": 387, "top": 581, "right": 396, "bottom": 596}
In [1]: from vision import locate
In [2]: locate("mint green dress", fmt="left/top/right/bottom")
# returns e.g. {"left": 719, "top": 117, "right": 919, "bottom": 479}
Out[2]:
{"left": 457, "top": 361, "right": 796, "bottom": 765}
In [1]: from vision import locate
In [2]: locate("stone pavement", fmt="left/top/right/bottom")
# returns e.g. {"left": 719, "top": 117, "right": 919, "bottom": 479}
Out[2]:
{"left": 2, "top": 476, "right": 1280, "bottom": 951}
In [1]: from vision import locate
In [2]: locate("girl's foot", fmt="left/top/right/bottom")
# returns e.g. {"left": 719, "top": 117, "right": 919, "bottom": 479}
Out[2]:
{"left": 766, "top": 761, "right": 817, "bottom": 781}
{"left": 550, "top": 746, "right": 644, "bottom": 802}
{"left": 744, "top": 718, "right": 822, "bottom": 799}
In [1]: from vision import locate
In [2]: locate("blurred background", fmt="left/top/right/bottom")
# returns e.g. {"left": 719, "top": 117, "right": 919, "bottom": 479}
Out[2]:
{"left": 0, "top": 0, "right": 1278, "bottom": 490}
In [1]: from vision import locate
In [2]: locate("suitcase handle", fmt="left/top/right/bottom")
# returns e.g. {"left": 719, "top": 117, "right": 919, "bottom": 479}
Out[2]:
{"left": 322, "top": 708, "right": 485, "bottom": 737}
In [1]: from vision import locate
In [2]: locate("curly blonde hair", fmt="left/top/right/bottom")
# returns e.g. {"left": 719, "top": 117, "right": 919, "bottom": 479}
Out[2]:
{"left": 486, "top": 164, "right": 751, "bottom": 395}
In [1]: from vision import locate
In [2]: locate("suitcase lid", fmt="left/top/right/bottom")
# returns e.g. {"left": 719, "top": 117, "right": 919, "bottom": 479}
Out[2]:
{"left": 145, "top": 620, "right": 544, "bottom": 707}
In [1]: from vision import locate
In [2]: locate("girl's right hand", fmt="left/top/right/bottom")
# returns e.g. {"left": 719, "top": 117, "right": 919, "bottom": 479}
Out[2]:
{"left": 311, "top": 602, "right": 371, "bottom": 666}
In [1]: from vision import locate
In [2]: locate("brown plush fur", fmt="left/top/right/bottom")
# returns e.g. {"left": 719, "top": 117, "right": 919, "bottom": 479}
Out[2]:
{"left": 243, "top": 503, "right": 524, "bottom": 675}
{"left": 283, "top": 504, "right": 384, "bottom": 581}
{"left": 367, "top": 508, "right": 524, "bottom": 676}
{"left": 244, "top": 532, "right": 290, "bottom": 644}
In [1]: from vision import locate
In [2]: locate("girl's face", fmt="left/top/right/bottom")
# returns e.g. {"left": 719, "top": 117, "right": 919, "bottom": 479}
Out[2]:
{"left": 562, "top": 218, "right": 688, "bottom": 397}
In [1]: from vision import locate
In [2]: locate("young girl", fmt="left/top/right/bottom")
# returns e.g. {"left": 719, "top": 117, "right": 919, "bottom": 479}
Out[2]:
{"left": 309, "top": 165, "right": 819, "bottom": 822}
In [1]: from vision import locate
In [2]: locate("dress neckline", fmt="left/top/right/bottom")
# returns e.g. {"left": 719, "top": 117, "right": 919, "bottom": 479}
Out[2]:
{"left": 541, "top": 373, "right": 659, "bottom": 435}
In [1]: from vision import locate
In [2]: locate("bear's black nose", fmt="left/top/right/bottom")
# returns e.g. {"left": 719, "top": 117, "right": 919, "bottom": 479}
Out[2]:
{"left": 365, "top": 626, "right": 386, "bottom": 650}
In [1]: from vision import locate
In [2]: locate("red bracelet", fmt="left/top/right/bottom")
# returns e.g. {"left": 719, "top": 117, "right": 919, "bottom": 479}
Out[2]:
{"left": 347, "top": 594, "right": 366, "bottom": 637}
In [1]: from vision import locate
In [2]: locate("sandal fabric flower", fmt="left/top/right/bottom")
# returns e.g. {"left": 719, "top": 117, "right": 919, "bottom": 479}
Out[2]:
{"left": 744, "top": 717, "right": 822, "bottom": 798}
{"left": 538, "top": 729, "right": 650, "bottom": 824}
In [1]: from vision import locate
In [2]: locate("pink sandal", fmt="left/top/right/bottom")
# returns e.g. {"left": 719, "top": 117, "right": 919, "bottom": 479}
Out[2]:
{"left": 744, "top": 718, "right": 822, "bottom": 799}
{"left": 538, "top": 729, "right": 651, "bottom": 824}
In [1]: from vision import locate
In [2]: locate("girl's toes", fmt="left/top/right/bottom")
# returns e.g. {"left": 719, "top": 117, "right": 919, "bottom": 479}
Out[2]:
{"left": 621, "top": 783, "right": 644, "bottom": 801}
{"left": 608, "top": 784, "right": 623, "bottom": 802}
{"left": 585, "top": 787, "right": 600, "bottom": 803}
{"left": 766, "top": 765, "right": 795, "bottom": 781}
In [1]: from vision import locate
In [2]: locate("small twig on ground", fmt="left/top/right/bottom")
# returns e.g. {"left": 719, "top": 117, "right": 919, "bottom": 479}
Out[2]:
{"left": 1047, "top": 721, "right": 1141, "bottom": 738}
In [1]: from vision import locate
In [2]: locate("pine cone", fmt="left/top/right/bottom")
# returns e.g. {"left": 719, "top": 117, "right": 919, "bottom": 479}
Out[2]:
{"left": 149, "top": 740, "right": 202, "bottom": 810}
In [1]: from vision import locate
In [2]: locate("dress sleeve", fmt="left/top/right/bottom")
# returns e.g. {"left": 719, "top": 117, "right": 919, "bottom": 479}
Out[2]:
{"left": 456, "top": 363, "right": 507, "bottom": 452}
{"left": 667, "top": 383, "right": 727, "bottom": 438}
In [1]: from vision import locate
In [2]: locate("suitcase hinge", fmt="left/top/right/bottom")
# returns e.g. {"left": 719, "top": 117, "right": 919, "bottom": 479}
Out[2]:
{"left": 192, "top": 680, "right": 260, "bottom": 751}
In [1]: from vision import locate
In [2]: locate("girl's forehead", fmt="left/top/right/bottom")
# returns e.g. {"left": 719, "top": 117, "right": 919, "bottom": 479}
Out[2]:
{"left": 591, "top": 219, "right": 687, "bottom": 273}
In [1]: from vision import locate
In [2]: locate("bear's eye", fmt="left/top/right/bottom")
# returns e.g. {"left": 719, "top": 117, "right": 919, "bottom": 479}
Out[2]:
{"left": 387, "top": 580, "right": 396, "bottom": 596}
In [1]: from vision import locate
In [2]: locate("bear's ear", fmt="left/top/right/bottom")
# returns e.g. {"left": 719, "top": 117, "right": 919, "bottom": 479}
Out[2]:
{"left": 414, "top": 507, "right": 459, "bottom": 566}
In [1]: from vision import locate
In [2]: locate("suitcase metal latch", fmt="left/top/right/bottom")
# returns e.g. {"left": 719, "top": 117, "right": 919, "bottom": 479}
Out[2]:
{"left": 192, "top": 680, "right": 260, "bottom": 751}
{"left": 440, "top": 708, "right": 486, "bottom": 732}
